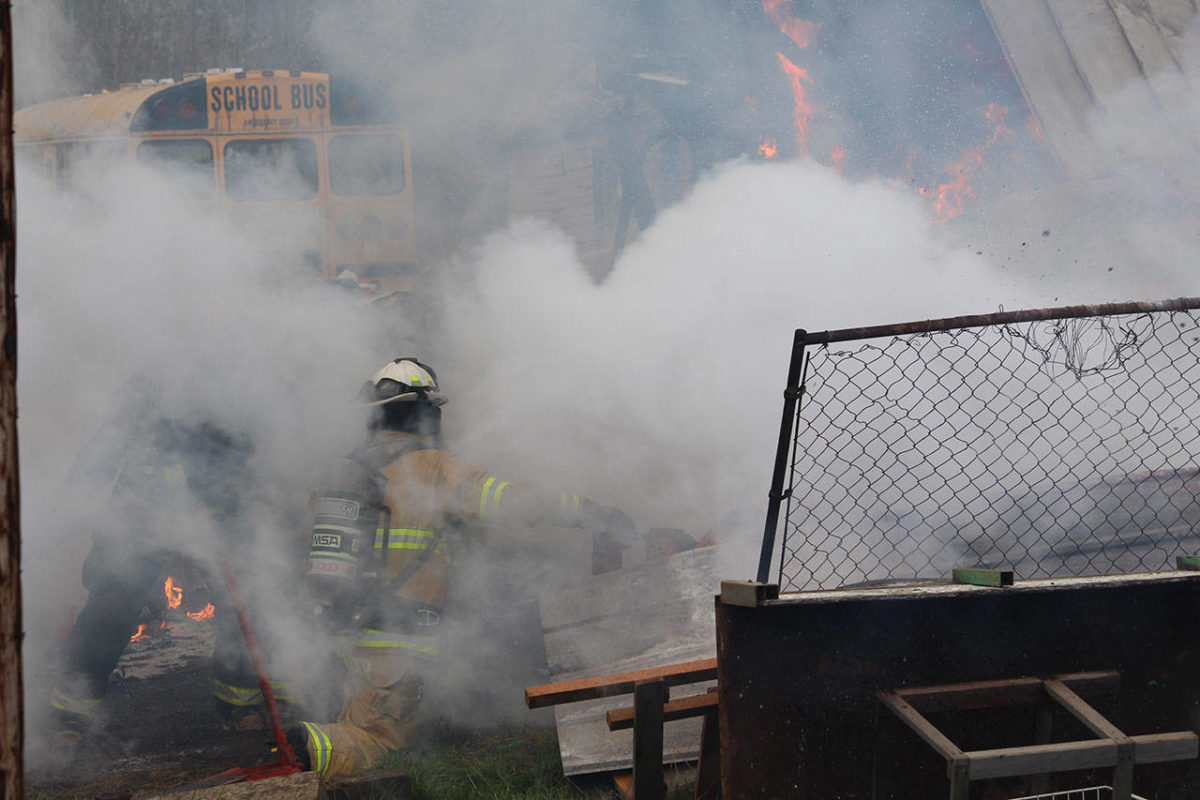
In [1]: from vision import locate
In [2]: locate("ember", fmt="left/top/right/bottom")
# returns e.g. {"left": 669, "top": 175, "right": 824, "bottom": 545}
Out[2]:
{"left": 759, "top": 138, "right": 778, "bottom": 160}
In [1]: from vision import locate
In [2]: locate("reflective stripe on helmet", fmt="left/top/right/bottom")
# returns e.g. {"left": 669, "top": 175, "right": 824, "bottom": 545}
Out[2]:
{"left": 300, "top": 721, "right": 333, "bottom": 775}
{"left": 354, "top": 628, "right": 438, "bottom": 657}
{"left": 50, "top": 686, "right": 101, "bottom": 717}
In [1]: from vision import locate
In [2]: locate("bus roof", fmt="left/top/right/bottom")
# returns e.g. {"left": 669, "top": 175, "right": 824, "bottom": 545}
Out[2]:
{"left": 15, "top": 70, "right": 336, "bottom": 142}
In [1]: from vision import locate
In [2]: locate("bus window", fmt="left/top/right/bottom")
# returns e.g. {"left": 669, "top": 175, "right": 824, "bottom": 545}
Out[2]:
{"left": 328, "top": 134, "right": 406, "bottom": 197}
{"left": 137, "top": 139, "right": 214, "bottom": 196}
{"left": 223, "top": 138, "right": 318, "bottom": 202}
{"left": 55, "top": 140, "right": 127, "bottom": 191}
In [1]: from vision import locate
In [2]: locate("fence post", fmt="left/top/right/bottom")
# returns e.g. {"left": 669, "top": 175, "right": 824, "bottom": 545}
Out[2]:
{"left": 0, "top": 2, "right": 20, "bottom": 797}
{"left": 758, "top": 329, "right": 807, "bottom": 584}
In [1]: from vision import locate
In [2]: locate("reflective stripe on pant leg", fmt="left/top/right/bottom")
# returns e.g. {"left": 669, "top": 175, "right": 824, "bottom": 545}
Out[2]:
{"left": 300, "top": 721, "right": 333, "bottom": 775}
{"left": 50, "top": 685, "right": 102, "bottom": 718}
{"left": 212, "top": 677, "right": 262, "bottom": 707}
{"left": 212, "top": 677, "right": 295, "bottom": 704}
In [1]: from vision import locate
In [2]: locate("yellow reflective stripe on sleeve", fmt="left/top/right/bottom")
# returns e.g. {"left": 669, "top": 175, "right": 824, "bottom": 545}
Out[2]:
{"left": 50, "top": 686, "right": 102, "bottom": 717}
{"left": 479, "top": 476, "right": 496, "bottom": 516}
{"left": 300, "top": 721, "right": 333, "bottom": 775}
{"left": 492, "top": 481, "right": 510, "bottom": 512}
{"left": 558, "top": 492, "right": 581, "bottom": 520}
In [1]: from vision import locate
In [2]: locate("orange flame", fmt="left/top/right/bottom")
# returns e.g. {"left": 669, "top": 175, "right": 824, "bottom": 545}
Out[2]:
{"left": 762, "top": 0, "right": 821, "bottom": 48}
{"left": 187, "top": 603, "right": 216, "bottom": 622}
{"left": 164, "top": 576, "right": 183, "bottom": 609}
{"left": 776, "top": 53, "right": 814, "bottom": 157}
{"left": 1026, "top": 113, "right": 1045, "bottom": 142}
{"left": 130, "top": 624, "right": 149, "bottom": 642}
{"left": 925, "top": 103, "right": 1013, "bottom": 223}
{"left": 830, "top": 144, "right": 847, "bottom": 174}
{"left": 762, "top": 0, "right": 820, "bottom": 160}
{"left": 759, "top": 138, "right": 778, "bottom": 160}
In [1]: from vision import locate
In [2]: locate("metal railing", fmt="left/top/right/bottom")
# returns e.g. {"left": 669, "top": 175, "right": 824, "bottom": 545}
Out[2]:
{"left": 758, "top": 297, "right": 1200, "bottom": 592}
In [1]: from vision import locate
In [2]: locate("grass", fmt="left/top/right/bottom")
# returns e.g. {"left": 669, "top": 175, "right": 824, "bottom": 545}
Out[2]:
{"left": 388, "top": 723, "right": 697, "bottom": 800}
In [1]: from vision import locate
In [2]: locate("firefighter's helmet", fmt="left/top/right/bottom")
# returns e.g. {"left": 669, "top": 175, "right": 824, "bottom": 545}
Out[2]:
{"left": 359, "top": 358, "right": 447, "bottom": 407}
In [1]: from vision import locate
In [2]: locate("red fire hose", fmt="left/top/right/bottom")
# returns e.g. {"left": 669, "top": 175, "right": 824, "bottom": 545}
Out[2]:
{"left": 188, "top": 555, "right": 303, "bottom": 786}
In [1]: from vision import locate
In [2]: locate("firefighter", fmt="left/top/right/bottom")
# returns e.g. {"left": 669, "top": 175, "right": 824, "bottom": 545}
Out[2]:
{"left": 287, "top": 357, "right": 633, "bottom": 777}
{"left": 45, "top": 383, "right": 281, "bottom": 751}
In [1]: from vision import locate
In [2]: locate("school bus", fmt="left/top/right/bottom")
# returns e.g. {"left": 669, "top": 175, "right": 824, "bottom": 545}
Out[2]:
{"left": 15, "top": 69, "right": 416, "bottom": 294}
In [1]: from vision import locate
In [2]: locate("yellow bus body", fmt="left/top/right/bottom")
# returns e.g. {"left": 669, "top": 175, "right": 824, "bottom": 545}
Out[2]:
{"left": 15, "top": 69, "right": 416, "bottom": 294}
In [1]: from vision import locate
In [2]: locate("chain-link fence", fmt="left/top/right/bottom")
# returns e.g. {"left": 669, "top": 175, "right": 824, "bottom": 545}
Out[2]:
{"left": 757, "top": 298, "right": 1200, "bottom": 592}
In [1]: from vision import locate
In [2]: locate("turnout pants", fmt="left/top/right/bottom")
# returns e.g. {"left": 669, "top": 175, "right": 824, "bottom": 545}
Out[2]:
{"left": 298, "top": 633, "right": 431, "bottom": 778}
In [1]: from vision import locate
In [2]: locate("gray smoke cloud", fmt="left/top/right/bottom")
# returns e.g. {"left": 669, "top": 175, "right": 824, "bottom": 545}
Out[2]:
{"left": 13, "top": 0, "right": 1200, "bottom": 778}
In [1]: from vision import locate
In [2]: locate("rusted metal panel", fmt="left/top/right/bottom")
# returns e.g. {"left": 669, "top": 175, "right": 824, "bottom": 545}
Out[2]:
{"left": 717, "top": 572, "right": 1200, "bottom": 799}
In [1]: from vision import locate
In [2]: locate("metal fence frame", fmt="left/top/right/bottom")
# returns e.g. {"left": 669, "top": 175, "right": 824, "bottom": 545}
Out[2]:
{"left": 757, "top": 296, "right": 1200, "bottom": 588}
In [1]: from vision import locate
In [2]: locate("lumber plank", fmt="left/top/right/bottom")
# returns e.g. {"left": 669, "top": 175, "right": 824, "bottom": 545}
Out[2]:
{"left": 877, "top": 692, "right": 965, "bottom": 762}
{"left": 606, "top": 690, "right": 719, "bottom": 731}
{"left": 967, "top": 739, "right": 1119, "bottom": 780}
{"left": 896, "top": 671, "right": 1119, "bottom": 713}
{"left": 526, "top": 657, "right": 717, "bottom": 709}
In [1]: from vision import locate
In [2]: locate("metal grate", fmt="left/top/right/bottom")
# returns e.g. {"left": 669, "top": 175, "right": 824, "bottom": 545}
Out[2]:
{"left": 1008, "top": 787, "right": 1148, "bottom": 800}
{"left": 758, "top": 298, "right": 1200, "bottom": 592}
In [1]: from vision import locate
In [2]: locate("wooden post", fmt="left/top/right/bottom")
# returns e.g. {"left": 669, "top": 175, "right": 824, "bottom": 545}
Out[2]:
{"left": 0, "top": 1, "right": 19, "bottom": 797}
{"left": 632, "top": 679, "right": 666, "bottom": 800}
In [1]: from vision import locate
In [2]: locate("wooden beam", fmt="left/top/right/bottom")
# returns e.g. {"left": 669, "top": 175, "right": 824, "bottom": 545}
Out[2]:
{"left": 525, "top": 658, "right": 717, "bottom": 709}
{"left": 952, "top": 568, "right": 1013, "bottom": 587}
{"left": 0, "top": 2, "right": 19, "bottom": 797}
{"left": 693, "top": 689, "right": 720, "bottom": 800}
{"left": 966, "top": 732, "right": 1198, "bottom": 781}
{"left": 607, "top": 691, "right": 718, "bottom": 731}
{"left": 1130, "top": 731, "right": 1199, "bottom": 764}
{"left": 967, "top": 739, "right": 1119, "bottom": 780}
{"left": 895, "top": 671, "right": 1120, "bottom": 713}
{"left": 877, "top": 692, "right": 965, "bottom": 763}
{"left": 1042, "top": 679, "right": 1134, "bottom": 797}
{"left": 633, "top": 680, "right": 666, "bottom": 800}
{"left": 719, "top": 581, "right": 779, "bottom": 607}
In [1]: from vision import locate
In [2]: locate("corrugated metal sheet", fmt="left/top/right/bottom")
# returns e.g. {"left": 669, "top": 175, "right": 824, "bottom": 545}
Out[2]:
{"left": 982, "top": 0, "right": 1197, "bottom": 177}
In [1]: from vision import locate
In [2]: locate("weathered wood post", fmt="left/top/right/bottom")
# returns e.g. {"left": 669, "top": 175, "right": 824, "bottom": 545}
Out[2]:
{"left": 0, "top": 1, "right": 20, "bottom": 797}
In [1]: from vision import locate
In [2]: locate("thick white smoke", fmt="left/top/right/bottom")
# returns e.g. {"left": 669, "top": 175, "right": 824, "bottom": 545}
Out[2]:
{"left": 14, "top": 0, "right": 1200, "bottom": 778}
{"left": 437, "top": 158, "right": 1034, "bottom": 556}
